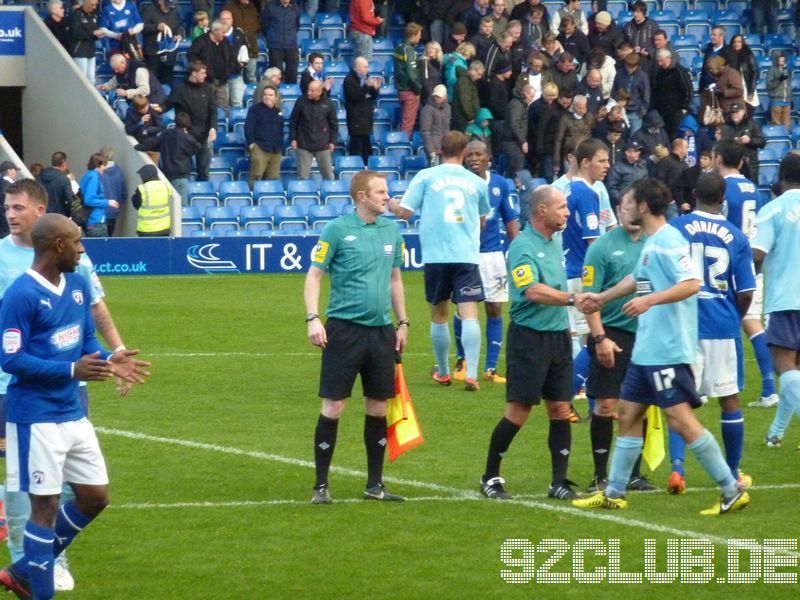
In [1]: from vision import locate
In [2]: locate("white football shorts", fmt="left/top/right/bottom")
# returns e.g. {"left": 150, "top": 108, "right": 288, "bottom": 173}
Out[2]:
{"left": 478, "top": 250, "right": 509, "bottom": 303}
{"left": 6, "top": 418, "right": 108, "bottom": 495}
{"left": 694, "top": 338, "right": 741, "bottom": 398}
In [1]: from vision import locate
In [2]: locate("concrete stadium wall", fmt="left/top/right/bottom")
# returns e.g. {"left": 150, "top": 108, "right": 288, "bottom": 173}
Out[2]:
{"left": 0, "top": 6, "right": 181, "bottom": 236}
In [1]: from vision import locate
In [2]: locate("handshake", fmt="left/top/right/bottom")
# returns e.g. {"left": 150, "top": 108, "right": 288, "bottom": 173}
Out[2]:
{"left": 574, "top": 291, "right": 652, "bottom": 317}
{"left": 573, "top": 292, "right": 602, "bottom": 314}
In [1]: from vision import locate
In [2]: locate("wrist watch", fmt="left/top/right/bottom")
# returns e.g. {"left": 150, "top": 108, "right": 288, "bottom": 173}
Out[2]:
{"left": 567, "top": 293, "right": 575, "bottom": 307}
{"left": 593, "top": 334, "right": 607, "bottom": 344}
{"left": 305, "top": 313, "right": 319, "bottom": 323}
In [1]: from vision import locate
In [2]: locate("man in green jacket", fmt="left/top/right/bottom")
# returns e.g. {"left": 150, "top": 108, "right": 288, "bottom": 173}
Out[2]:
{"left": 393, "top": 22, "right": 423, "bottom": 137}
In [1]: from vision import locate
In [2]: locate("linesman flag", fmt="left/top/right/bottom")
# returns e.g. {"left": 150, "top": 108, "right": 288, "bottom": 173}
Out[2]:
{"left": 642, "top": 405, "right": 665, "bottom": 471}
{"left": 386, "top": 354, "right": 424, "bottom": 462}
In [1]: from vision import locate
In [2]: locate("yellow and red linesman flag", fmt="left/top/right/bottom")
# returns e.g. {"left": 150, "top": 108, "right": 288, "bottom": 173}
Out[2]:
{"left": 386, "top": 357, "right": 423, "bottom": 462}
{"left": 643, "top": 405, "right": 665, "bottom": 472}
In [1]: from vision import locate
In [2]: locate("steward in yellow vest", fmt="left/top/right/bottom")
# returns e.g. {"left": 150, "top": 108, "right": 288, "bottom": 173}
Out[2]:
{"left": 131, "top": 164, "right": 171, "bottom": 236}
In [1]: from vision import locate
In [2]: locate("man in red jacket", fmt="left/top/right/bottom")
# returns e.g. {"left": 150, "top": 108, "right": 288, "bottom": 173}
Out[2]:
{"left": 350, "top": 0, "right": 383, "bottom": 61}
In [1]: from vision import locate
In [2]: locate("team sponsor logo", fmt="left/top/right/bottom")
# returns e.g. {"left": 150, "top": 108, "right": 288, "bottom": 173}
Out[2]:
{"left": 312, "top": 241, "right": 330, "bottom": 263}
{"left": 51, "top": 324, "right": 81, "bottom": 351}
{"left": 39, "top": 298, "right": 52, "bottom": 310}
{"left": 586, "top": 213, "right": 599, "bottom": 231}
{"left": 72, "top": 290, "right": 84, "bottom": 305}
{"left": 511, "top": 264, "right": 535, "bottom": 288}
{"left": 186, "top": 244, "right": 240, "bottom": 273}
{"left": 536, "top": 252, "right": 545, "bottom": 258}
{"left": 2, "top": 329, "right": 21, "bottom": 354}
{"left": 582, "top": 265, "right": 594, "bottom": 287}
{"left": 459, "top": 285, "right": 483, "bottom": 297}
{"left": 612, "top": 250, "right": 625, "bottom": 256}
{"left": 383, "top": 243, "right": 393, "bottom": 256}
{"left": 343, "top": 235, "right": 357, "bottom": 242}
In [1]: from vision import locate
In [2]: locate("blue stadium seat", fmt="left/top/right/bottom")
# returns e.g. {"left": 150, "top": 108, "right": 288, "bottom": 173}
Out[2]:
{"left": 274, "top": 204, "right": 308, "bottom": 229}
{"left": 758, "top": 164, "right": 779, "bottom": 187}
{"left": 381, "top": 131, "right": 413, "bottom": 162}
{"left": 219, "top": 181, "right": 252, "bottom": 208}
{"left": 661, "top": 0, "right": 688, "bottom": 15}
{"left": 301, "top": 38, "right": 333, "bottom": 62}
{"left": 693, "top": 1, "right": 719, "bottom": 15}
{"left": 279, "top": 83, "right": 302, "bottom": 98}
{"left": 234, "top": 157, "right": 251, "bottom": 182}
{"left": 606, "top": 0, "right": 628, "bottom": 20}
{"left": 368, "top": 155, "right": 401, "bottom": 179}
{"left": 214, "top": 130, "right": 246, "bottom": 160}
{"left": 253, "top": 180, "right": 285, "bottom": 204}
{"left": 205, "top": 206, "right": 239, "bottom": 231}
{"left": 308, "top": 204, "right": 340, "bottom": 228}
{"left": 182, "top": 223, "right": 203, "bottom": 236}
{"left": 315, "top": 12, "right": 346, "bottom": 45}
{"left": 190, "top": 229, "right": 213, "bottom": 237}
{"left": 388, "top": 179, "right": 409, "bottom": 200}
{"left": 334, "top": 38, "right": 354, "bottom": 62}
{"left": 321, "top": 179, "right": 351, "bottom": 205}
{"left": 240, "top": 205, "right": 273, "bottom": 230}
{"left": 287, "top": 179, "right": 320, "bottom": 205}
{"left": 401, "top": 154, "right": 428, "bottom": 178}
{"left": 372, "top": 38, "right": 394, "bottom": 57}
{"left": 376, "top": 83, "right": 400, "bottom": 114}
{"left": 181, "top": 205, "right": 204, "bottom": 227}
{"left": 335, "top": 155, "right": 365, "bottom": 177}
{"left": 229, "top": 107, "right": 248, "bottom": 133}
{"left": 341, "top": 203, "right": 356, "bottom": 216}
{"left": 186, "top": 181, "right": 218, "bottom": 207}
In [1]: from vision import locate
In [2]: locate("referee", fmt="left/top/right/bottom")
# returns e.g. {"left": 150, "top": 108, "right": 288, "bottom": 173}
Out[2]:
{"left": 582, "top": 187, "right": 655, "bottom": 493}
{"left": 480, "top": 185, "right": 589, "bottom": 501}
{"left": 304, "top": 170, "right": 409, "bottom": 504}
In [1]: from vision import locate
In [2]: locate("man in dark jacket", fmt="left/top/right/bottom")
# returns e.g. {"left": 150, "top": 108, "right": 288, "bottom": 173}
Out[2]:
{"left": 606, "top": 140, "right": 647, "bottom": 205}
{"left": 262, "top": 0, "right": 300, "bottom": 84}
{"left": 160, "top": 60, "right": 217, "bottom": 181}
{"left": 589, "top": 11, "right": 623, "bottom": 57}
{"left": 45, "top": 0, "right": 71, "bottom": 52}
{"left": 343, "top": 57, "right": 382, "bottom": 164}
{"left": 699, "top": 25, "right": 737, "bottom": 91}
{"left": 452, "top": 60, "right": 484, "bottom": 132}
{"left": 38, "top": 152, "right": 74, "bottom": 217}
{"left": 535, "top": 88, "right": 571, "bottom": 181}
{"left": 622, "top": 1, "right": 656, "bottom": 60}
{"left": 69, "top": 0, "right": 103, "bottom": 84}
{"left": 557, "top": 15, "right": 589, "bottom": 67}
{"left": 720, "top": 102, "right": 766, "bottom": 184}
{"left": 502, "top": 84, "right": 535, "bottom": 176}
{"left": 653, "top": 48, "right": 694, "bottom": 140}
{"left": 290, "top": 80, "right": 338, "bottom": 180}
{"left": 141, "top": 0, "right": 185, "bottom": 85}
{"left": 655, "top": 138, "right": 689, "bottom": 207}
{"left": 98, "top": 53, "right": 168, "bottom": 106}
{"left": 245, "top": 86, "right": 284, "bottom": 187}
{"left": 188, "top": 19, "right": 241, "bottom": 110}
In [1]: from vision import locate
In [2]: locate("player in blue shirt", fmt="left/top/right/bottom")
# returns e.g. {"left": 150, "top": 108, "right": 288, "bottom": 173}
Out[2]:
{"left": 752, "top": 152, "right": 800, "bottom": 450}
{"left": 0, "top": 214, "right": 149, "bottom": 600}
{"left": 714, "top": 139, "right": 778, "bottom": 408}
{"left": 389, "top": 131, "right": 491, "bottom": 391}
{"left": 452, "top": 141, "right": 520, "bottom": 383}
{"left": 0, "top": 180, "right": 130, "bottom": 592}
{"left": 670, "top": 173, "right": 756, "bottom": 494}
{"left": 574, "top": 178, "right": 750, "bottom": 515}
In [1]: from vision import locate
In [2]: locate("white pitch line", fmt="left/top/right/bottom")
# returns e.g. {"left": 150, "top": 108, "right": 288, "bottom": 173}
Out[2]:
{"left": 148, "top": 351, "right": 431, "bottom": 358}
{"left": 96, "top": 427, "right": 799, "bottom": 557}
{"left": 116, "top": 496, "right": 472, "bottom": 509}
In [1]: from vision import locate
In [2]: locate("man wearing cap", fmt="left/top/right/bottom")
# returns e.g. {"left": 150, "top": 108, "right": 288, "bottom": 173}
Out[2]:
{"left": 589, "top": 11, "right": 623, "bottom": 57}
{"left": 442, "top": 22, "right": 468, "bottom": 55}
{"left": 721, "top": 103, "right": 766, "bottom": 185}
{"left": 131, "top": 165, "right": 172, "bottom": 237}
{"left": 0, "top": 162, "right": 16, "bottom": 238}
{"left": 420, "top": 85, "right": 452, "bottom": 164}
{"left": 605, "top": 141, "right": 647, "bottom": 207}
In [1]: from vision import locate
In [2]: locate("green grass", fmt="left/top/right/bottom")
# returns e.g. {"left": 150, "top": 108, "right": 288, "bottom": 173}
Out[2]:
{"left": 34, "top": 273, "right": 800, "bottom": 598}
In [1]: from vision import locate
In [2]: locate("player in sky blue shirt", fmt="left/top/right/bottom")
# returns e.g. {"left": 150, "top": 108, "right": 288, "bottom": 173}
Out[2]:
{"left": 390, "top": 132, "right": 491, "bottom": 389}
{"left": 0, "top": 214, "right": 148, "bottom": 600}
{"left": 670, "top": 173, "right": 756, "bottom": 491}
{"left": 573, "top": 178, "right": 749, "bottom": 515}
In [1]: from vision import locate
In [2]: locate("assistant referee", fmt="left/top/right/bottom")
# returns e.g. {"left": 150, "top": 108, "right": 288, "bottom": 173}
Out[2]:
{"left": 304, "top": 170, "right": 409, "bottom": 505}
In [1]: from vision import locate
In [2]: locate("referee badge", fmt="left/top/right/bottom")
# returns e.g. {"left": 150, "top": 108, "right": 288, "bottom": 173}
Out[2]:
{"left": 312, "top": 241, "right": 330, "bottom": 263}
{"left": 582, "top": 265, "right": 594, "bottom": 287}
{"left": 511, "top": 264, "right": 535, "bottom": 288}
{"left": 384, "top": 243, "right": 393, "bottom": 256}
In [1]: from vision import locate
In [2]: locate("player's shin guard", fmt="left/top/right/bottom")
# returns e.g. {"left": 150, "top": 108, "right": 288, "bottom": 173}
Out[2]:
{"left": 484, "top": 418, "right": 521, "bottom": 480}
{"left": 4, "top": 489, "right": 31, "bottom": 563}
{"left": 314, "top": 415, "right": 339, "bottom": 488}
{"left": 363, "top": 415, "right": 387, "bottom": 488}
{"left": 485, "top": 317, "right": 503, "bottom": 371}
{"left": 749, "top": 331, "right": 776, "bottom": 397}
{"left": 53, "top": 501, "right": 93, "bottom": 558}
{"left": 778, "top": 371, "right": 800, "bottom": 414}
{"left": 548, "top": 419, "right": 571, "bottom": 483}
{"left": 453, "top": 313, "right": 464, "bottom": 360}
{"left": 430, "top": 322, "right": 451, "bottom": 376}
{"left": 590, "top": 415, "right": 614, "bottom": 479}
{"left": 688, "top": 429, "right": 739, "bottom": 498}
{"left": 668, "top": 427, "right": 686, "bottom": 477}
{"left": 572, "top": 346, "right": 590, "bottom": 395}
{"left": 15, "top": 521, "right": 54, "bottom": 599}
{"left": 460, "top": 318, "right": 481, "bottom": 381}
{"left": 720, "top": 410, "right": 744, "bottom": 479}
{"left": 606, "top": 436, "right": 643, "bottom": 499}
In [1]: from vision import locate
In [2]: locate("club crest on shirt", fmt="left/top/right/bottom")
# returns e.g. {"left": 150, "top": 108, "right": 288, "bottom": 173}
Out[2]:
{"left": 511, "top": 264, "right": 534, "bottom": 288}
{"left": 72, "top": 290, "right": 84, "bottom": 305}
{"left": 492, "top": 186, "right": 501, "bottom": 197}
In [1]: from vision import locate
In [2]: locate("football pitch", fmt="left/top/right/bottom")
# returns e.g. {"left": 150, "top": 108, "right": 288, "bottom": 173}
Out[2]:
{"left": 45, "top": 272, "right": 800, "bottom": 598}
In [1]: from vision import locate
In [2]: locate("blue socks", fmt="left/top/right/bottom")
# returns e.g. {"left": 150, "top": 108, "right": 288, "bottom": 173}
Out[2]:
{"left": 430, "top": 322, "right": 451, "bottom": 376}
{"left": 668, "top": 427, "right": 686, "bottom": 476}
{"left": 453, "top": 313, "right": 464, "bottom": 359}
{"left": 53, "top": 501, "right": 93, "bottom": 557}
{"left": 460, "top": 318, "right": 482, "bottom": 381}
{"left": 750, "top": 331, "right": 776, "bottom": 397}
{"left": 15, "top": 521, "right": 54, "bottom": 600}
{"left": 485, "top": 317, "right": 503, "bottom": 371}
{"left": 720, "top": 410, "right": 744, "bottom": 479}
{"left": 606, "top": 436, "right": 643, "bottom": 499}
{"left": 778, "top": 370, "right": 800, "bottom": 414}
{"left": 688, "top": 429, "right": 739, "bottom": 498}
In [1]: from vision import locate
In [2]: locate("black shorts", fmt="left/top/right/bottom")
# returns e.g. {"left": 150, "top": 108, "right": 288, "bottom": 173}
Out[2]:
{"left": 424, "top": 263, "right": 485, "bottom": 305}
{"left": 506, "top": 322, "right": 572, "bottom": 405}
{"left": 319, "top": 319, "right": 396, "bottom": 400}
{"left": 766, "top": 310, "right": 800, "bottom": 351}
{"left": 586, "top": 327, "right": 635, "bottom": 399}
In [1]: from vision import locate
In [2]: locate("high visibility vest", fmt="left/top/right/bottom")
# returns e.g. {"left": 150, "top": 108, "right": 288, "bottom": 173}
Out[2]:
{"left": 136, "top": 180, "right": 171, "bottom": 233}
